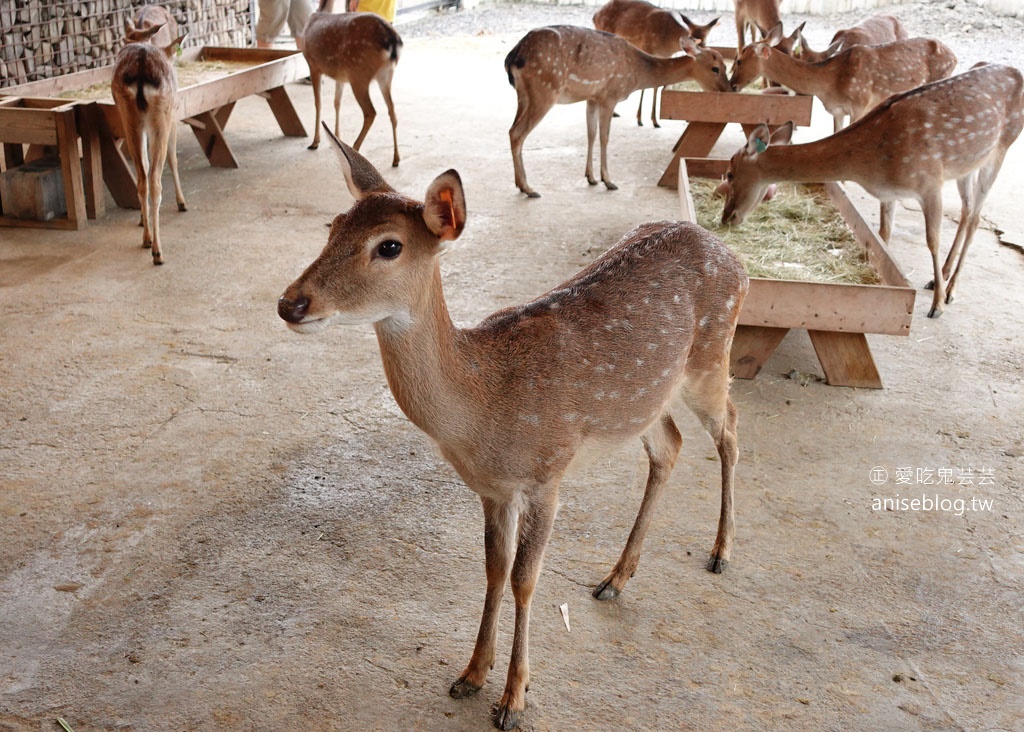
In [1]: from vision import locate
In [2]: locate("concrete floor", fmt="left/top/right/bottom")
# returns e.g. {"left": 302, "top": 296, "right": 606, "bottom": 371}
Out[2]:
{"left": 2, "top": 11, "right": 1023, "bottom": 732}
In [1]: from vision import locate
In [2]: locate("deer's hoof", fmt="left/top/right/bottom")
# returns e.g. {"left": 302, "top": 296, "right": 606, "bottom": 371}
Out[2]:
{"left": 592, "top": 580, "right": 620, "bottom": 601}
{"left": 524, "top": 190, "right": 541, "bottom": 199}
{"left": 492, "top": 702, "right": 524, "bottom": 731}
{"left": 927, "top": 306, "right": 943, "bottom": 319}
{"left": 706, "top": 554, "right": 729, "bottom": 574}
{"left": 604, "top": 181, "right": 618, "bottom": 191}
{"left": 178, "top": 202, "right": 188, "bottom": 212}
{"left": 307, "top": 141, "right": 319, "bottom": 150}
{"left": 586, "top": 176, "right": 598, "bottom": 186}
{"left": 945, "top": 292, "right": 955, "bottom": 305}
{"left": 449, "top": 676, "right": 482, "bottom": 699}
{"left": 924, "top": 279, "right": 936, "bottom": 290}
{"left": 152, "top": 255, "right": 164, "bottom": 266}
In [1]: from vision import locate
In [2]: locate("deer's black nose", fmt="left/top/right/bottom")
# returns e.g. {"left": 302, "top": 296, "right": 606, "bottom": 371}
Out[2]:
{"left": 278, "top": 295, "right": 310, "bottom": 324}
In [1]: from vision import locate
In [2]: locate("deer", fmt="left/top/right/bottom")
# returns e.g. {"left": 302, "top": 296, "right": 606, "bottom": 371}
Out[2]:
{"left": 124, "top": 5, "right": 179, "bottom": 49}
{"left": 720, "top": 63, "right": 1024, "bottom": 319}
{"left": 796, "top": 14, "right": 909, "bottom": 64}
{"left": 110, "top": 22, "right": 187, "bottom": 265}
{"left": 278, "top": 126, "right": 749, "bottom": 730}
{"left": 730, "top": 26, "right": 958, "bottom": 133}
{"left": 733, "top": 0, "right": 781, "bottom": 51}
{"left": 505, "top": 25, "right": 731, "bottom": 197}
{"left": 302, "top": 0, "right": 402, "bottom": 167}
{"left": 592, "top": 0, "right": 720, "bottom": 127}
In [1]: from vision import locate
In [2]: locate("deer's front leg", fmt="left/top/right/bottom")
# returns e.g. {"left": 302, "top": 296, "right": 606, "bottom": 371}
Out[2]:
{"left": 584, "top": 100, "right": 599, "bottom": 186}
{"left": 450, "top": 497, "right": 517, "bottom": 698}
{"left": 494, "top": 487, "right": 559, "bottom": 731}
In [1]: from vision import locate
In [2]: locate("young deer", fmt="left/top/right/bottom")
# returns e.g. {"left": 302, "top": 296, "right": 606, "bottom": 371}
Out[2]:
{"left": 110, "top": 23, "right": 187, "bottom": 265}
{"left": 730, "top": 28, "right": 957, "bottom": 132}
{"left": 733, "top": 0, "right": 781, "bottom": 50}
{"left": 505, "top": 25, "right": 731, "bottom": 197}
{"left": 302, "top": 0, "right": 402, "bottom": 167}
{"left": 278, "top": 128, "right": 748, "bottom": 730}
{"left": 720, "top": 63, "right": 1024, "bottom": 319}
{"left": 593, "top": 0, "right": 720, "bottom": 126}
{"left": 797, "top": 13, "right": 909, "bottom": 64}
{"left": 125, "top": 5, "right": 179, "bottom": 49}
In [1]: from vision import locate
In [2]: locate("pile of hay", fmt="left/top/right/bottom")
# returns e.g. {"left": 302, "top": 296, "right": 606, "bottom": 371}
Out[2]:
{"left": 689, "top": 178, "right": 880, "bottom": 284}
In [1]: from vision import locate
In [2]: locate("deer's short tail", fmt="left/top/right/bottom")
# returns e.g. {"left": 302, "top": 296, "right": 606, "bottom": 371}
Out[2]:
{"left": 504, "top": 40, "right": 526, "bottom": 87}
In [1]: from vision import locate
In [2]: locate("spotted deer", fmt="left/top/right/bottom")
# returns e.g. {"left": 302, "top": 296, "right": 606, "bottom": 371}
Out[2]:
{"left": 797, "top": 14, "right": 909, "bottom": 64}
{"left": 593, "top": 0, "right": 720, "bottom": 126}
{"left": 124, "top": 5, "right": 179, "bottom": 49}
{"left": 733, "top": 0, "right": 781, "bottom": 50}
{"left": 302, "top": 0, "right": 402, "bottom": 166}
{"left": 110, "top": 22, "right": 187, "bottom": 264}
{"left": 720, "top": 63, "right": 1024, "bottom": 319}
{"left": 278, "top": 126, "right": 748, "bottom": 729}
{"left": 730, "top": 26, "right": 957, "bottom": 132}
{"left": 505, "top": 25, "right": 731, "bottom": 197}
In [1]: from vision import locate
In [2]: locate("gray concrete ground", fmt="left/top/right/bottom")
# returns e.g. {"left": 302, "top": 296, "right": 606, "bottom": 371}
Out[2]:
{"left": 2, "top": 3, "right": 1023, "bottom": 731}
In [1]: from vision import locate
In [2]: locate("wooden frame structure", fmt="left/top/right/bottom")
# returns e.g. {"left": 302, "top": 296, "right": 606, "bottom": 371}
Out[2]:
{"left": 1, "top": 47, "right": 308, "bottom": 215}
{"left": 678, "top": 160, "right": 915, "bottom": 389}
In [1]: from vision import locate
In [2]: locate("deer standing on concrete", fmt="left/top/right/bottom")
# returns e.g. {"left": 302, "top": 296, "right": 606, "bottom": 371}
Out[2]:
{"left": 111, "top": 23, "right": 187, "bottom": 265}
{"left": 720, "top": 63, "right": 1024, "bottom": 319}
{"left": 733, "top": 0, "right": 781, "bottom": 50}
{"left": 302, "top": 0, "right": 402, "bottom": 166}
{"left": 796, "top": 14, "right": 908, "bottom": 63}
{"left": 278, "top": 127, "right": 748, "bottom": 730}
{"left": 730, "top": 27, "right": 957, "bottom": 132}
{"left": 593, "top": 0, "right": 720, "bottom": 126}
{"left": 505, "top": 25, "right": 731, "bottom": 197}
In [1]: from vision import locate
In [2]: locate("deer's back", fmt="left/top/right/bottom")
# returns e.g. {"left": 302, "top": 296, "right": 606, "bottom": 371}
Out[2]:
{"left": 303, "top": 11, "right": 402, "bottom": 78}
{"left": 112, "top": 43, "right": 177, "bottom": 114}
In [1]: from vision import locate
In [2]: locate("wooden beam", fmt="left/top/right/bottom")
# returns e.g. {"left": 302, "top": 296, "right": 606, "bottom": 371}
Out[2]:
{"left": 807, "top": 330, "right": 883, "bottom": 389}
{"left": 730, "top": 325, "right": 790, "bottom": 380}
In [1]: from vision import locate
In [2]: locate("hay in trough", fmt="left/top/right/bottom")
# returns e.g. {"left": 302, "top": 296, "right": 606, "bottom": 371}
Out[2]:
{"left": 688, "top": 178, "right": 880, "bottom": 284}
{"left": 59, "top": 59, "right": 253, "bottom": 101}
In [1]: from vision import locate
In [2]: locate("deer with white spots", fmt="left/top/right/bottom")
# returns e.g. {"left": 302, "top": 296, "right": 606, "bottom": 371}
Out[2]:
{"left": 110, "top": 21, "right": 187, "bottom": 264}
{"left": 593, "top": 0, "right": 720, "bottom": 126}
{"left": 733, "top": 0, "right": 781, "bottom": 50}
{"left": 302, "top": 0, "right": 402, "bottom": 166}
{"left": 796, "top": 13, "right": 908, "bottom": 63}
{"left": 730, "top": 26, "right": 957, "bottom": 132}
{"left": 505, "top": 25, "right": 731, "bottom": 197}
{"left": 278, "top": 127, "right": 748, "bottom": 729}
{"left": 720, "top": 63, "right": 1024, "bottom": 319}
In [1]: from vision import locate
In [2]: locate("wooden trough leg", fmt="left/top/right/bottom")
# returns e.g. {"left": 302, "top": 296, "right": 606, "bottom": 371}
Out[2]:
{"left": 55, "top": 109, "right": 87, "bottom": 229}
{"left": 261, "top": 86, "right": 306, "bottom": 137}
{"left": 95, "top": 107, "right": 141, "bottom": 210}
{"left": 77, "top": 106, "right": 104, "bottom": 219}
{"left": 807, "top": 330, "right": 883, "bottom": 389}
{"left": 658, "top": 121, "right": 726, "bottom": 189}
{"left": 730, "top": 325, "right": 789, "bottom": 380}
{"left": 185, "top": 103, "right": 239, "bottom": 168}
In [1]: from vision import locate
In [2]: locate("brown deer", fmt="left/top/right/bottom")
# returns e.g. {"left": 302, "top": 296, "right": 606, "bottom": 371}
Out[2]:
{"left": 505, "top": 25, "right": 731, "bottom": 197}
{"left": 302, "top": 0, "right": 402, "bottom": 166}
{"left": 733, "top": 0, "right": 781, "bottom": 50}
{"left": 125, "top": 5, "right": 179, "bottom": 49}
{"left": 720, "top": 63, "right": 1024, "bottom": 319}
{"left": 593, "top": 0, "right": 720, "bottom": 126}
{"left": 730, "top": 27, "right": 957, "bottom": 132}
{"left": 797, "top": 14, "right": 909, "bottom": 63}
{"left": 110, "top": 23, "right": 187, "bottom": 265}
{"left": 278, "top": 127, "right": 748, "bottom": 730}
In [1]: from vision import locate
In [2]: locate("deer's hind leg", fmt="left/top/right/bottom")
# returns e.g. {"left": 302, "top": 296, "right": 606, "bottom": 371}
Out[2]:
{"left": 593, "top": 413, "right": 683, "bottom": 600}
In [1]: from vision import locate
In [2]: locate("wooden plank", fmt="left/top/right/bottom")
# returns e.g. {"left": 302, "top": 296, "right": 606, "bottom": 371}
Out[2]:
{"left": 660, "top": 90, "right": 813, "bottom": 126}
{"left": 730, "top": 325, "right": 790, "bottom": 379}
{"left": 185, "top": 104, "right": 239, "bottom": 168}
{"left": 0, "top": 107, "right": 60, "bottom": 146}
{"left": 54, "top": 108, "right": 87, "bottom": 228}
{"left": 826, "top": 181, "right": 911, "bottom": 288}
{"left": 262, "top": 85, "right": 306, "bottom": 137}
{"left": 174, "top": 50, "right": 308, "bottom": 120}
{"left": 677, "top": 159, "right": 695, "bottom": 223}
{"left": 684, "top": 157, "right": 729, "bottom": 179}
{"left": 76, "top": 105, "right": 105, "bottom": 219}
{"left": 658, "top": 122, "right": 725, "bottom": 188}
{"left": 807, "top": 330, "right": 883, "bottom": 389}
{"left": 740, "top": 277, "right": 913, "bottom": 336}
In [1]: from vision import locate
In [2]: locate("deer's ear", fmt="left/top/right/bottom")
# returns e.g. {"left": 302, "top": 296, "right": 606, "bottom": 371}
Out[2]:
{"left": 424, "top": 170, "right": 466, "bottom": 243}
{"left": 124, "top": 18, "right": 136, "bottom": 35}
{"left": 166, "top": 34, "right": 186, "bottom": 57}
{"left": 745, "top": 124, "right": 772, "bottom": 155}
{"left": 770, "top": 121, "right": 795, "bottom": 146}
{"left": 326, "top": 123, "right": 394, "bottom": 200}
{"left": 679, "top": 35, "right": 699, "bottom": 57}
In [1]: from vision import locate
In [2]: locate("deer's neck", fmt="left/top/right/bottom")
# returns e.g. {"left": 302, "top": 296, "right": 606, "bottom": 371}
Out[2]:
{"left": 373, "top": 265, "right": 475, "bottom": 444}
{"left": 757, "top": 137, "right": 852, "bottom": 183}
{"left": 762, "top": 50, "right": 834, "bottom": 97}
{"left": 638, "top": 53, "right": 696, "bottom": 89}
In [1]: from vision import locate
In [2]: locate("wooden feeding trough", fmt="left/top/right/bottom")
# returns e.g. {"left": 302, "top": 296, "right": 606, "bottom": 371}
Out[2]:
{"left": 1, "top": 46, "right": 308, "bottom": 212}
{"left": 678, "top": 160, "right": 916, "bottom": 389}
{"left": 0, "top": 97, "right": 102, "bottom": 229}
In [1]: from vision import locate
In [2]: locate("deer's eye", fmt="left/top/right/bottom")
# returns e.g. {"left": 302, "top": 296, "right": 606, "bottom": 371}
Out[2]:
{"left": 712, "top": 66, "right": 720, "bottom": 73}
{"left": 376, "top": 240, "right": 403, "bottom": 259}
